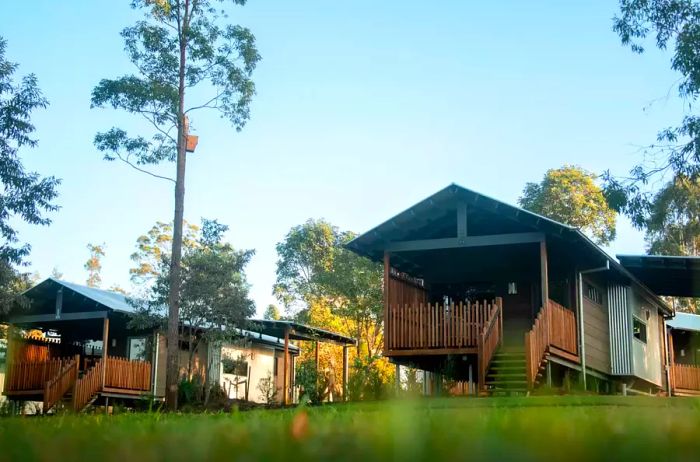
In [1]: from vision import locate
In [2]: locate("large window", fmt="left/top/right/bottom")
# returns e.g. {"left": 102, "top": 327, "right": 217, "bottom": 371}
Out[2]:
{"left": 633, "top": 317, "right": 647, "bottom": 344}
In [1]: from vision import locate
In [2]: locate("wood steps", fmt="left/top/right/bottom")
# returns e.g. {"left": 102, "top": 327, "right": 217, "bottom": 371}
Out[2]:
{"left": 485, "top": 349, "right": 528, "bottom": 396}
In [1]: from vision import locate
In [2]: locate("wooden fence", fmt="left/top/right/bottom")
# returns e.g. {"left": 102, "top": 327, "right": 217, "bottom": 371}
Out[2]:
{"left": 478, "top": 300, "right": 503, "bottom": 391}
{"left": 105, "top": 357, "right": 151, "bottom": 391}
{"left": 525, "top": 300, "right": 578, "bottom": 388}
{"left": 43, "top": 355, "right": 78, "bottom": 412}
{"left": 386, "top": 299, "right": 501, "bottom": 351}
{"left": 5, "top": 357, "right": 73, "bottom": 392}
{"left": 672, "top": 363, "right": 700, "bottom": 392}
{"left": 73, "top": 360, "right": 104, "bottom": 411}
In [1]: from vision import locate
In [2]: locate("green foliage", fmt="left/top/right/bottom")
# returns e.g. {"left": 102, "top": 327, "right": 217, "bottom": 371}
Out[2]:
{"left": 296, "top": 359, "right": 323, "bottom": 404}
{"left": 402, "top": 367, "right": 423, "bottom": 397}
{"left": 178, "top": 376, "right": 204, "bottom": 405}
{"left": 263, "top": 304, "right": 281, "bottom": 320}
{"left": 90, "top": 0, "right": 260, "bottom": 174}
{"left": 221, "top": 355, "right": 247, "bottom": 376}
{"left": 0, "top": 37, "right": 60, "bottom": 267}
{"left": 130, "top": 218, "right": 255, "bottom": 365}
{"left": 84, "top": 243, "right": 106, "bottom": 288}
{"left": 519, "top": 165, "right": 617, "bottom": 245}
{"left": 348, "top": 356, "right": 394, "bottom": 401}
{"left": 644, "top": 175, "right": 700, "bottom": 312}
{"left": 273, "top": 219, "right": 339, "bottom": 310}
{"left": 129, "top": 220, "right": 199, "bottom": 285}
{"left": 607, "top": 0, "right": 700, "bottom": 222}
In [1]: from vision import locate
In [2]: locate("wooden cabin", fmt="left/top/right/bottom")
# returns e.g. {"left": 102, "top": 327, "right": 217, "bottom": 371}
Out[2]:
{"left": 347, "top": 184, "right": 674, "bottom": 396}
{"left": 1, "top": 278, "right": 299, "bottom": 412}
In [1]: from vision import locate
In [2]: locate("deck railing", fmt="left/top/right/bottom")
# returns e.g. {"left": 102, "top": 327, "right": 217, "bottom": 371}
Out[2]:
{"left": 5, "top": 357, "right": 73, "bottom": 392}
{"left": 386, "top": 299, "right": 502, "bottom": 351}
{"left": 525, "top": 300, "right": 578, "bottom": 388}
{"left": 672, "top": 363, "right": 700, "bottom": 393}
{"left": 478, "top": 300, "right": 503, "bottom": 391}
{"left": 73, "top": 360, "right": 104, "bottom": 411}
{"left": 105, "top": 357, "right": 152, "bottom": 391}
{"left": 43, "top": 355, "right": 79, "bottom": 412}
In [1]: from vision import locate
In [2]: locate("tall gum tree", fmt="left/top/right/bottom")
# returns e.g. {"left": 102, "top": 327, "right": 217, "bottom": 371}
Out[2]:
{"left": 90, "top": 0, "right": 260, "bottom": 410}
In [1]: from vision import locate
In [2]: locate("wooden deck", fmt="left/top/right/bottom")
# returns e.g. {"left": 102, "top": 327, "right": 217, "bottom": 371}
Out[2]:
{"left": 3, "top": 355, "right": 152, "bottom": 412}
{"left": 671, "top": 363, "right": 700, "bottom": 396}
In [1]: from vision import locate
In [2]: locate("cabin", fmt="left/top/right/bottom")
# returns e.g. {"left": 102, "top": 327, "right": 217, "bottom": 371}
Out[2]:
{"left": 1, "top": 278, "right": 300, "bottom": 412}
{"left": 618, "top": 255, "right": 700, "bottom": 396}
{"left": 347, "top": 184, "right": 674, "bottom": 396}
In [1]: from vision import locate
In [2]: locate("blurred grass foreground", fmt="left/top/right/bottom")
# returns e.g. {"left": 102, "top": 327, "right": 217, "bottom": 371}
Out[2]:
{"left": 2, "top": 396, "right": 700, "bottom": 461}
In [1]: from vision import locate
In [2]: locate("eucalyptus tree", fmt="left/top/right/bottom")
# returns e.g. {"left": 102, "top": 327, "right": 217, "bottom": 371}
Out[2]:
{"left": 519, "top": 166, "right": 617, "bottom": 245}
{"left": 607, "top": 0, "right": 700, "bottom": 223}
{"left": 90, "top": 0, "right": 260, "bottom": 409}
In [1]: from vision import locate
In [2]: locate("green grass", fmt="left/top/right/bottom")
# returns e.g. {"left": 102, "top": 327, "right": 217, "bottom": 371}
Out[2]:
{"left": 2, "top": 396, "right": 700, "bottom": 461}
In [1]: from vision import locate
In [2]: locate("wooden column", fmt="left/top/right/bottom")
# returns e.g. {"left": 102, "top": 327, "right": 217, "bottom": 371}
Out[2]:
{"left": 315, "top": 341, "right": 320, "bottom": 368}
{"left": 540, "top": 240, "right": 549, "bottom": 308}
{"left": 283, "top": 327, "right": 289, "bottom": 406}
{"left": 669, "top": 330, "right": 676, "bottom": 395}
{"left": 102, "top": 316, "right": 109, "bottom": 389}
{"left": 342, "top": 345, "right": 349, "bottom": 401}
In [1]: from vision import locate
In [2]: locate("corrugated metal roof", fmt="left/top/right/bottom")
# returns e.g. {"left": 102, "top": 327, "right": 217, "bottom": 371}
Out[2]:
{"left": 667, "top": 312, "right": 700, "bottom": 333}
{"left": 45, "top": 278, "right": 138, "bottom": 313}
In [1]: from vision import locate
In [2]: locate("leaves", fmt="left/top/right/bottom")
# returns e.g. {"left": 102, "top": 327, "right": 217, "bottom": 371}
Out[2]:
{"left": 0, "top": 37, "right": 60, "bottom": 265}
{"left": 519, "top": 165, "right": 617, "bottom": 245}
{"left": 85, "top": 243, "right": 106, "bottom": 288}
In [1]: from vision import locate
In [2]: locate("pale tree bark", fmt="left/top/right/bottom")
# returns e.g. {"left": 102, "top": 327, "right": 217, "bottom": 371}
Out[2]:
{"left": 165, "top": 0, "right": 190, "bottom": 411}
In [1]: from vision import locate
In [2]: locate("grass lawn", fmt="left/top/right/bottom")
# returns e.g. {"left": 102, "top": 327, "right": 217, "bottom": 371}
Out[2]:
{"left": 1, "top": 396, "right": 700, "bottom": 461}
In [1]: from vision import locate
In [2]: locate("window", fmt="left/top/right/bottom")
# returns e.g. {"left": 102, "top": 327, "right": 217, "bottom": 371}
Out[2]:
{"left": 584, "top": 282, "right": 603, "bottom": 305}
{"left": 633, "top": 317, "right": 647, "bottom": 343}
{"left": 222, "top": 355, "right": 248, "bottom": 376}
{"left": 128, "top": 337, "right": 148, "bottom": 361}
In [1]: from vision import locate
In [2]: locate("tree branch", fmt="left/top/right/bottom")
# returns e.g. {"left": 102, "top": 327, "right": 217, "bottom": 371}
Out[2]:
{"left": 115, "top": 151, "right": 176, "bottom": 183}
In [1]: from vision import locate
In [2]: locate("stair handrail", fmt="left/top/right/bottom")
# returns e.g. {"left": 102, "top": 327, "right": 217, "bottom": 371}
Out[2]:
{"left": 525, "top": 302, "right": 552, "bottom": 389}
{"left": 73, "top": 359, "right": 105, "bottom": 412}
{"left": 477, "top": 297, "right": 503, "bottom": 392}
{"left": 43, "top": 354, "right": 79, "bottom": 413}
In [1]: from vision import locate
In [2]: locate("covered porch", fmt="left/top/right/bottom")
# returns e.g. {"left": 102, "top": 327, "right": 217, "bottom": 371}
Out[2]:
{"left": 3, "top": 279, "right": 155, "bottom": 413}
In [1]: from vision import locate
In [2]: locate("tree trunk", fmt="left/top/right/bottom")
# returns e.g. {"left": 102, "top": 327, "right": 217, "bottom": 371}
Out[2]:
{"left": 165, "top": 0, "right": 190, "bottom": 412}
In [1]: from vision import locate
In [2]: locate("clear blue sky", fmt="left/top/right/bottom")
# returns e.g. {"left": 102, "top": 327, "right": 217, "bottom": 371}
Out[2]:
{"left": 5, "top": 1, "right": 683, "bottom": 315}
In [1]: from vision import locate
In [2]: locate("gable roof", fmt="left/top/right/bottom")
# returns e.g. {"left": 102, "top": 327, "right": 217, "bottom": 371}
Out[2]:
{"left": 346, "top": 183, "right": 672, "bottom": 315}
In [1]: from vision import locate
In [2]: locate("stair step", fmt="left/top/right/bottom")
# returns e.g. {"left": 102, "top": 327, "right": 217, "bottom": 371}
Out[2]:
{"left": 488, "top": 373, "right": 527, "bottom": 379}
{"left": 490, "top": 359, "right": 526, "bottom": 365}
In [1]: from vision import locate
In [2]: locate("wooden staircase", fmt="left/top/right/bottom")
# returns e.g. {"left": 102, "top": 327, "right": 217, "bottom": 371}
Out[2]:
{"left": 485, "top": 348, "right": 528, "bottom": 396}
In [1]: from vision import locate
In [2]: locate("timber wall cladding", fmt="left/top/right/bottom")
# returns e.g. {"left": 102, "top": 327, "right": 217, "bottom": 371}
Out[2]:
{"left": 583, "top": 278, "right": 611, "bottom": 374}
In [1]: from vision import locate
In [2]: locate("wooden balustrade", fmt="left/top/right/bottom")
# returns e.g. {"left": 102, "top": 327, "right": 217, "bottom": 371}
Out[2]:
{"left": 43, "top": 355, "right": 78, "bottom": 413}
{"left": 105, "top": 357, "right": 151, "bottom": 391}
{"left": 73, "top": 360, "right": 104, "bottom": 411}
{"left": 525, "top": 299, "right": 578, "bottom": 388}
{"left": 672, "top": 363, "right": 700, "bottom": 393}
{"left": 386, "top": 299, "right": 500, "bottom": 352}
{"left": 478, "top": 300, "right": 503, "bottom": 391}
{"left": 5, "top": 357, "right": 73, "bottom": 392}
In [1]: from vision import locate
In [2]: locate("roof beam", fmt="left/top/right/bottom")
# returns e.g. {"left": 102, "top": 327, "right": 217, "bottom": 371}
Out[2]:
{"left": 10, "top": 311, "right": 109, "bottom": 324}
{"left": 383, "top": 232, "right": 545, "bottom": 253}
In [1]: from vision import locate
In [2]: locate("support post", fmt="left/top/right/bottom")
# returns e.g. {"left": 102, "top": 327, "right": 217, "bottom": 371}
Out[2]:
{"left": 668, "top": 329, "right": 676, "bottom": 395}
{"left": 6, "top": 324, "right": 15, "bottom": 386}
{"left": 101, "top": 316, "right": 109, "bottom": 390}
{"left": 395, "top": 363, "right": 401, "bottom": 396}
{"left": 342, "top": 345, "right": 348, "bottom": 401}
{"left": 283, "top": 327, "right": 289, "bottom": 406}
{"left": 539, "top": 240, "right": 548, "bottom": 309}
{"left": 546, "top": 361, "right": 552, "bottom": 387}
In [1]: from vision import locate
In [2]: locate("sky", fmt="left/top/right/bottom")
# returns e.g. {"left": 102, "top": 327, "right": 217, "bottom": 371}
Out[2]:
{"left": 3, "top": 1, "right": 686, "bottom": 316}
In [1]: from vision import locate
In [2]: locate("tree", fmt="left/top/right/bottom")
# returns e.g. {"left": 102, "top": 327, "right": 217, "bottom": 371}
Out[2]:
{"left": 273, "top": 219, "right": 338, "bottom": 311}
{"left": 91, "top": 0, "right": 260, "bottom": 410}
{"left": 50, "top": 267, "right": 63, "bottom": 280}
{"left": 263, "top": 304, "right": 280, "bottom": 320}
{"left": 644, "top": 175, "right": 700, "bottom": 312}
{"left": 84, "top": 243, "right": 106, "bottom": 288}
{"left": 129, "top": 220, "right": 199, "bottom": 285}
{"left": 132, "top": 218, "right": 255, "bottom": 396}
{"left": 607, "top": 0, "right": 700, "bottom": 223}
{"left": 0, "top": 37, "right": 60, "bottom": 314}
{"left": 519, "top": 166, "right": 617, "bottom": 245}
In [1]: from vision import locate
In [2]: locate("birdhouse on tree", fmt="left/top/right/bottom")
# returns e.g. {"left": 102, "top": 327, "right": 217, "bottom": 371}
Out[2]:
{"left": 184, "top": 116, "right": 199, "bottom": 153}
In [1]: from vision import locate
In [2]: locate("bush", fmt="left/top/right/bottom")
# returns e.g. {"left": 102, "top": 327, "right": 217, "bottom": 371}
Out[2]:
{"left": 348, "top": 356, "right": 393, "bottom": 401}
{"left": 295, "top": 359, "right": 323, "bottom": 404}
{"left": 256, "top": 372, "right": 278, "bottom": 405}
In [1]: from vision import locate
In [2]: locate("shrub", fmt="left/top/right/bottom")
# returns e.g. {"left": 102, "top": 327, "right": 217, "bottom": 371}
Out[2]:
{"left": 295, "top": 359, "right": 323, "bottom": 404}
{"left": 348, "top": 356, "right": 393, "bottom": 401}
